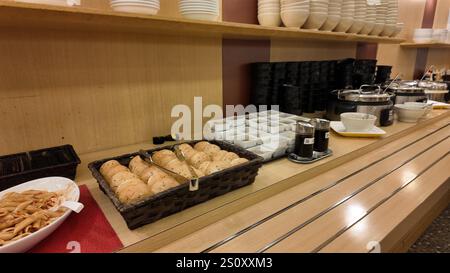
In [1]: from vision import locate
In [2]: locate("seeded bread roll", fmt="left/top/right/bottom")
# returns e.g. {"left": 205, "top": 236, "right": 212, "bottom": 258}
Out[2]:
{"left": 206, "top": 161, "right": 229, "bottom": 175}
{"left": 230, "top": 157, "right": 249, "bottom": 167}
{"left": 147, "top": 169, "right": 170, "bottom": 188}
{"left": 188, "top": 151, "right": 210, "bottom": 168}
{"left": 222, "top": 152, "right": 239, "bottom": 163}
{"left": 150, "top": 177, "right": 180, "bottom": 195}
{"left": 100, "top": 160, "right": 121, "bottom": 176}
{"left": 194, "top": 141, "right": 211, "bottom": 151}
{"left": 129, "top": 156, "right": 150, "bottom": 176}
{"left": 164, "top": 159, "right": 194, "bottom": 179}
{"left": 192, "top": 167, "right": 205, "bottom": 178}
{"left": 212, "top": 150, "right": 228, "bottom": 161}
{"left": 116, "top": 179, "right": 152, "bottom": 204}
{"left": 111, "top": 171, "right": 140, "bottom": 192}
{"left": 179, "top": 144, "right": 194, "bottom": 153}
{"left": 153, "top": 150, "right": 176, "bottom": 166}
{"left": 140, "top": 166, "right": 162, "bottom": 183}
{"left": 203, "top": 144, "right": 221, "bottom": 159}
{"left": 104, "top": 165, "right": 130, "bottom": 183}
{"left": 198, "top": 161, "right": 211, "bottom": 175}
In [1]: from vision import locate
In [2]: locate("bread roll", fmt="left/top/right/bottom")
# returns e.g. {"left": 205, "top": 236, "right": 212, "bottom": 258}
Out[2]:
{"left": 194, "top": 141, "right": 210, "bottom": 151}
{"left": 189, "top": 151, "right": 210, "bottom": 168}
{"left": 129, "top": 156, "right": 145, "bottom": 169}
{"left": 212, "top": 150, "right": 228, "bottom": 161}
{"left": 203, "top": 144, "right": 221, "bottom": 159}
{"left": 206, "top": 161, "right": 229, "bottom": 175}
{"left": 140, "top": 166, "right": 162, "bottom": 183}
{"left": 129, "top": 156, "right": 149, "bottom": 176}
{"left": 192, "top": 167, "right": 205, "bottom": 178}
{"left": 164, "top": 159, "right": 194, "bottom": 179}
{"left": 116, "top": 179, "right": 152, "bottom": 204}
{"left": 199, "top": 161, "right": 210, "bottom": 174}
{"left": 104, "top": 165, "right": 130, "bottom": 183}
{"left": 179, "top": 144, "right": 194, "bottom": 152}
{"left": 230, "top": 157, "right": 249, "bottom": 167}
{"left": 100, "top": 160, "right": 120, "bottom": 176}
{"left": 150, "top": 177, "right": 179, "bottom": 195}
{"left": 153, "top": 150, "right": 176, "bottom": 165}
{"left": 147, "top": 169, "right": 169, "bottom": 188}
{"left": 111, "top": 171, "right": 139, "bottom": 192}
{"left": 222, "top": 152, "right": 239, "bottom": 163}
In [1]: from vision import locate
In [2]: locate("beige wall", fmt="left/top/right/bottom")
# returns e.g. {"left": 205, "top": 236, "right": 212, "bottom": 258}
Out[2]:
{"left": 270, "top": 40, "right": 356, "bottom": 62}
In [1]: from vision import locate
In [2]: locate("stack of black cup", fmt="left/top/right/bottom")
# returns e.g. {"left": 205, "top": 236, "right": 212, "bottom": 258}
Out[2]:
{"left": 271, "top": 62, "right": 286, "bottom": 107}
{"left": 353, "top": 59, "right": 377, "bottom": 88}
{"left": 299, "top": 62, "right": 311, "bottom": 115}
{"left": 336, "top": 58, "right": 355, "bottom": 89}
{"left": 375, "top": 65, "right": 392, "bottom": 84}
{"left": 316, "top": 61, "right": 330, "bottom": 112}
{"left": 250, "top": 62, "right": 272, "bottom": 106}
{"left": 309, "top": 61, "right": 321, "bottom": 113}
{"left": 280, "top": 84, "right": 301, "bottom": 115}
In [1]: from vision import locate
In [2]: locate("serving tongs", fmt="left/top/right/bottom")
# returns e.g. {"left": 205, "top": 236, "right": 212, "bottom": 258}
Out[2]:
{"left": 173, "top": 145, "right": 200, "bottom": 191}
{"left": 138, "top": 149, "right": 199, "bottom": 192}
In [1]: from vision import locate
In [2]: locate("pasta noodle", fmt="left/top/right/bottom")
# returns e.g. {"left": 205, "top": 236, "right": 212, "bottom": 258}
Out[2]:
{"left": 0, "top": 188, "right": 69, "bottom": 247}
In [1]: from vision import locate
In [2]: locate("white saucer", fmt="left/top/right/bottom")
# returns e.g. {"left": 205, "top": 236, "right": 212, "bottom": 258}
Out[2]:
{"left": 330, "top": 121, "right": 386, "bottom": 138}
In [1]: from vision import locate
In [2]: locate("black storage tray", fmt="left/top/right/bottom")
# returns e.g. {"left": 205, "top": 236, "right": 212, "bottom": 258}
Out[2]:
{"left": 88, "top": 140, "right": 264, "bottom": 230}
{"left": 0, "top": 145, "right": 81, "bottom": 191}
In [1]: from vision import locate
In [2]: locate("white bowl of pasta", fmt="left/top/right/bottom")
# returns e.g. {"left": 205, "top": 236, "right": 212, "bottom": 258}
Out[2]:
{"left": 0, "top": 177, "right": 81, "bottom": 253}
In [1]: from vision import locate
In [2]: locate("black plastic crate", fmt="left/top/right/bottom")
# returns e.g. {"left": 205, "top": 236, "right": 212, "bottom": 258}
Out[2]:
{"left": 0, "top": 145, "right": 81, "bottom": 191}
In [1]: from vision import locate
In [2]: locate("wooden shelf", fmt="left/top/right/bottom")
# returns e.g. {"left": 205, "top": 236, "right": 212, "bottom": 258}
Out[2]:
{"left": 0, "top": 1, "right": 404, "bottom": 44}
{"left": 400, "top": 42, "right": 450, "bottom": 49}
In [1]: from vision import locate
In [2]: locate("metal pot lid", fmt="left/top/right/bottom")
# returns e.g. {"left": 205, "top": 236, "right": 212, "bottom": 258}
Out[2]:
{"left": 387, "top": 81, "right": 424, "bottom": 93}
{"left": 418, "top": 81, "right": 448, "bottom": 90}
{"left": 334, "top": 88, "right": 393, "bottom": 102}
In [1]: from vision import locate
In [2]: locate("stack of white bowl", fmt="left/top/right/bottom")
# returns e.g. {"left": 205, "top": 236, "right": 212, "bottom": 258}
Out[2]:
{"left": 432, "top": 29, "right": 448, "bottom": 42}
{"left": 280, "top": 0, "right": 310, "bottom": 28}
{"left": 334, "top": 0, "right": 354, "bottom": 32}
{"left": 380, "top": 0, "right": 398, "bottom": 36}
{"left": 258, "top": 0, "right": 282, "bottom": 27}
{"left": 110, "top": 0, "right": 160, "bottom": 15}
{"left": 413, "top": 28, "right": 433, "bottom": 43}
{"left": 303, "top": 0, "right": 328, "bottom": 30}
{"left": 369, "top": 1, "right": 388, "bottom": 36}
{"left": 360, "top": 2, "right": 376, "bottom": 34}
{"left": 347, "top": 0, "right": 366, "bottom": 33}
{"left": 390, "top": 22, "right": 404, "bottom": 37}
{"left": 179, "top": 0, "right": 220, "bottom": 21}
{"left": 320, "top": 0, "right": 341, "bottom": 31}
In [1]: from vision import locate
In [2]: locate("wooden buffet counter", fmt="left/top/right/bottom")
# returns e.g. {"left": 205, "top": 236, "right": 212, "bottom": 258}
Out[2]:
{"left": 75, "top": 110, "right": 450, "bottom": 253}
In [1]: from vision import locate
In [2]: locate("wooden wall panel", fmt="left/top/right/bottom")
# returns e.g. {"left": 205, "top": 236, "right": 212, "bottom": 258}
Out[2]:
{"left": 270, "top": 39, "right": 356, "bottom": 62}
{"left": 0, "top": 28, "right": 222, "bottom": 155}
{"left": 377, "top": 0, "right": 427, "bottom": 80}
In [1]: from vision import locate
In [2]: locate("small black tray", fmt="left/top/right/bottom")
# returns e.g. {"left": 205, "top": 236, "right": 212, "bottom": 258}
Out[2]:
{"left": 287, "top": 149, "right": 333, "bottom": 164}
{"left": 0, "top": 145, "right": 81, "bottom": 191}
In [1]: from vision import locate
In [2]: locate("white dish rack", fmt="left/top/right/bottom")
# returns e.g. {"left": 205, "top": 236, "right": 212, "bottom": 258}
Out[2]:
{"left": 204, "top": 110, "right": 310, "bottom": 162}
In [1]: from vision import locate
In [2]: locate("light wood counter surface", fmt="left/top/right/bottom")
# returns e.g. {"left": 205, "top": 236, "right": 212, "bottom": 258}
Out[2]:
{"left": 74, "top": 110, "right": 450, "bottom": 252}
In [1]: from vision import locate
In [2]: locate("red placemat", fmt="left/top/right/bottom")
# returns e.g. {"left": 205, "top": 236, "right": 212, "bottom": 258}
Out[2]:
{"left": 29, "top": 185, "right": 123, "bottom": 253}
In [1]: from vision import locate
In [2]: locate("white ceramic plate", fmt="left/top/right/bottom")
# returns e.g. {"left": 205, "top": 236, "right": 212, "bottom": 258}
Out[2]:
{"left": 0, "top": 177, "right": 80, "bottom": 253}
{"left": 330, "top": 121, "right": 386, "bottom": 138}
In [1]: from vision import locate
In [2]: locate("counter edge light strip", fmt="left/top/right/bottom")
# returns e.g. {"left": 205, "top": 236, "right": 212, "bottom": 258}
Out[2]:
{"left": 201, "top": 124, "right": 449, "bottom": 253}
{"left": 313, "top": 152, "right": 450, "bottom": 253}
{"left": 257, "top": 134, "right": 450, "bottom": 253}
